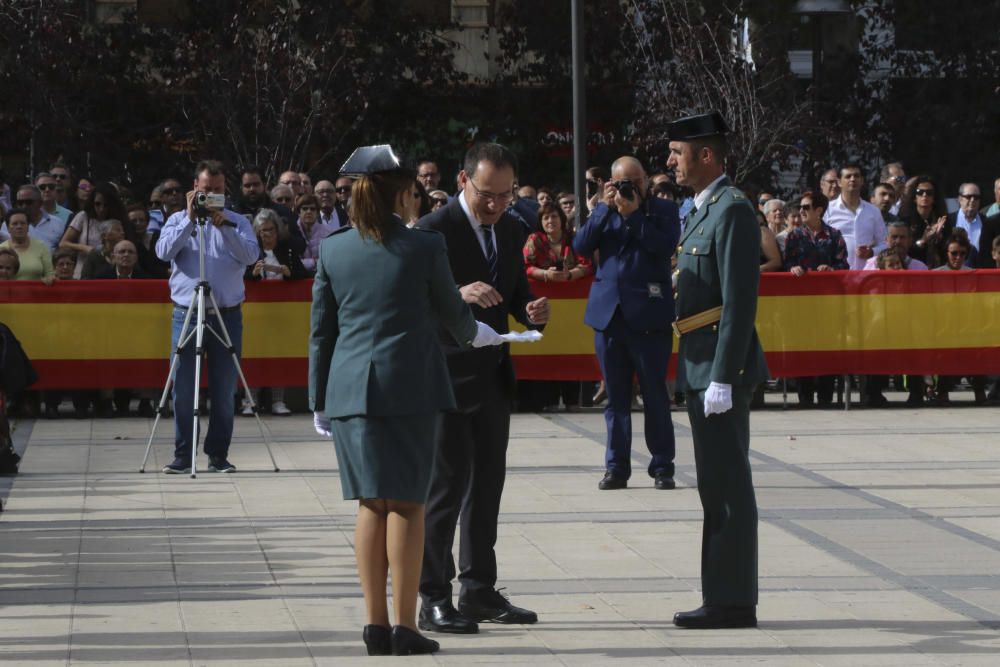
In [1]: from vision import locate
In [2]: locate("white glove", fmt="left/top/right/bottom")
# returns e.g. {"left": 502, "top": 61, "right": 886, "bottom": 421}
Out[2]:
{"left": 703, "top": 382, "right": 733, "bottom": 416}
{"left": 313, "top": 411, "right": 332, "bottom": 437}
{"left": 472, "top": 321, "right": 505, "bottom": 347}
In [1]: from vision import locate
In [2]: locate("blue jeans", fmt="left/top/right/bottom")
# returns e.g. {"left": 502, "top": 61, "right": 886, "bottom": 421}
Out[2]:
{"left": 171, "top": 306, "right": 242, "bottom": 460}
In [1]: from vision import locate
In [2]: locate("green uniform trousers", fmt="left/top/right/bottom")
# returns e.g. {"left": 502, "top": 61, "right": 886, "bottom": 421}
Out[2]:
{"left": 685, "top": 385, "right": 758, "bottom": 607}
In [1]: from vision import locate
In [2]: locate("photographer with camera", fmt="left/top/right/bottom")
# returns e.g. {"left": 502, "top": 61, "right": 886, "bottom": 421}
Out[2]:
{"left": 573, "top": 156, "right": 680, "bottom": 491}
{"left": 155, "top": 160, "right": 260, "bottom": 474}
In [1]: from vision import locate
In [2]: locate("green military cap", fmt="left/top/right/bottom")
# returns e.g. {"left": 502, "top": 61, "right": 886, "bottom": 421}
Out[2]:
{"left": 666, "top": 111, "right": 729, "bottom": 140}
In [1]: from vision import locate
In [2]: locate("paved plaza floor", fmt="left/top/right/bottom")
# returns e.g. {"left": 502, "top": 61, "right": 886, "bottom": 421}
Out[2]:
{"left": 2, "top": 394, "right": 999, "bottom": 665}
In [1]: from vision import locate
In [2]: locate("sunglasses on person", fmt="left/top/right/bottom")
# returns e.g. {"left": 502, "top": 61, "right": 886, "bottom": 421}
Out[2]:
{"left": 798, "top": 204, "right": 814, "bottom": 211}
{"left": 38, "top": 183, "right": 57, "bottom": 191}
{"left": 959, "top": 193, "right": 981, "bottom": 200}
{"left": 915, "top": 188, "right": 934, "bottom": 197}
{"left": 335, "top": 186, "right": 351, "bottom": 194}
{"left": 161, "top": 187, "right": 182, "bottom": 195}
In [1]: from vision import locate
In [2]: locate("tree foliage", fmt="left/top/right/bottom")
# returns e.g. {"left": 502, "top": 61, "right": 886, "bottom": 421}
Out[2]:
{"left": 0, "top": 0, "right": 466, "bottom": 189}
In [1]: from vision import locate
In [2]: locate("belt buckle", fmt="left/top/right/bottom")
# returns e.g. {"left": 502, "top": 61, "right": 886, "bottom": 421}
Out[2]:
{"left": 671, "top": 320, "right": 682, "bottom": 338}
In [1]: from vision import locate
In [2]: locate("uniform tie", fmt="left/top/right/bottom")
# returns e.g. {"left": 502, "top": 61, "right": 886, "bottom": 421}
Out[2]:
{"left": 481, "top": 224, "right": 498, "bottom": 285}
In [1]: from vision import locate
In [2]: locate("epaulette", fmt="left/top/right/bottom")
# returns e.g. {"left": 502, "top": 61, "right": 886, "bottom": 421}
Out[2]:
{"left": 728, "top": 187, "right": 745, "bottom": 200}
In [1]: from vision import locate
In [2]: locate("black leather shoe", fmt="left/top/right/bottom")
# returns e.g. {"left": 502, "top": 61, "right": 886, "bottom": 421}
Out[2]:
{"left": 362, "top": 624, "right": 391, "bottom": 656}
{"left": 419, "top": 602, "right": 478, "bottom": 634}
{"left": 654, "top": 472, "right": 675, "bottom": 490}
{"left": 458, "top": 588, "right": 538, "bottom": 624}
{"left": 391, "top": 625, "right": 439, "bottom": 655}
{"left": 673, "top": 605, "right": 757, "bottom": 629}
{"left": 598, "top": 471, "right": 627, "bottom": 490}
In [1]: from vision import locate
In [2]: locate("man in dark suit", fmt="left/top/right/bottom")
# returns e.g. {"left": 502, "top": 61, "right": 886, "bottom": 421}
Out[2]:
{"left": 573, "top": 157, "right": 680, "bottom": 491}
{"left": 667, "top": 112, "right": 769, "bottom": 629}
{"left": 417, "top": 143, "right": 549, "bottom": 634}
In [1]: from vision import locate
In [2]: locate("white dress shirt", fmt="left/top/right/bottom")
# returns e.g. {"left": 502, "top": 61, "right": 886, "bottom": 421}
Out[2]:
{"left": 956, "top": 212, "right": 982, "bottom": 250}
{"left": 823, "top": 196, "right": 887, "bottom": 270}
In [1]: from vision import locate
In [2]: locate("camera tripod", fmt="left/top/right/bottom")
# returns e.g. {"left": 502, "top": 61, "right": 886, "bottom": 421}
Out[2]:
{"left": 139, "top": 213, "right": 280, "bottom": 477}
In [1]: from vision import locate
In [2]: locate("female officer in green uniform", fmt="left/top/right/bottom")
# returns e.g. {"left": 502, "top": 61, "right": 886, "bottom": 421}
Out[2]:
{"left": 308, "top": 146, "right": 503, "bottom": 655}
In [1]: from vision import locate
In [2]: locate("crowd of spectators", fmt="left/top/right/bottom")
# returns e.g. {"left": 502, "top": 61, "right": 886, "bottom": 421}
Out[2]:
{"left": 2, "top": 157, "right": 999, "bottom": 417}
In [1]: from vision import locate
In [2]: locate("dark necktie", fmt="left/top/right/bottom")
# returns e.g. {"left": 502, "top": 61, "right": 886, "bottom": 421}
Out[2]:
{"left": 481, "top": 224, "right": 498, "bottom": 285}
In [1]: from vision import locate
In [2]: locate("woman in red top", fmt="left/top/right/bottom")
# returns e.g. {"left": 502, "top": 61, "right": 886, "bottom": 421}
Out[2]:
{"left": 522, "top": 203, "right": 592, "bottom": 411}
{"left": 523, "top": 202, "right": 592, "bottom": 282}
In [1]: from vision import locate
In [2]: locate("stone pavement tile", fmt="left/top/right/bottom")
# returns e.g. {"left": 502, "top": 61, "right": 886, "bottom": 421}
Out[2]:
{"left": 0, "top": 605, "right": 72, "bottom": 665}
{"left": 946, "top": 589, "right": 1000, "bottom": 617}
{"left": 804, "top": 519, "right": 1000, "bottom": 577}
{"left": 68, "top": 601, "right": 188, "bottom": 663}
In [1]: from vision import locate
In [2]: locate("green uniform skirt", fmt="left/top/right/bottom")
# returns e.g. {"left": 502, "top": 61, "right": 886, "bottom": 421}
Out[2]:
{"left": 331, "top": 413, "right": 439, "bottom": 503}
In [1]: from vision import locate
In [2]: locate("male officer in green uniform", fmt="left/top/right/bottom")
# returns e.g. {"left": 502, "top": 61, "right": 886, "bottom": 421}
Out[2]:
{"left": 666, "top": 112, "right": 769, "bottom": 629}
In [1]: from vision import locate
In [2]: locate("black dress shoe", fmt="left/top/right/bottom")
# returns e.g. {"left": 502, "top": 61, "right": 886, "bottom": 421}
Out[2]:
{"left": 362, "top": 624, "right": 391, "bottom": 656}
{"left": 598, "top": 471, "right": 627, "bottom": 490}
{"left": 458, "top": 588, "right": 538, "bottom": 624}
{"left": 654, "top": 472, "right": 675, "bottom": 490}
{"left": 391, "top": 625, "right": 439, "bottom": 655}
{"left": 673, "top": 605, "right": 757, "bottom": 629}
{"left": 419, "top": 602, "right": 478, "bottom": 634}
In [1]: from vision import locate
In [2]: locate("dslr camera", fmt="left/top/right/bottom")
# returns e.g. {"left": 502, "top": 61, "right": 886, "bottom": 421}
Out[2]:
{"left": 194, "top": 191, "right": 226, "bottom": 211}
{"left": 610, "top": 179, "right": 636, "bottom": 201}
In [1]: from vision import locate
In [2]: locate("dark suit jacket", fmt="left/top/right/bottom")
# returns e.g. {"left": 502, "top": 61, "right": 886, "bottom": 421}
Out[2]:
{"left": 975, "top": 213, "right": 1000, "bottom": 268}
{"left": 573, "top": 197, "right": 680, "bottom": 332}
{"left": 416, "top": 198, "right": 538, "bottom": 409}
{"left": 94, "top": 265, "right": 152, "bottom": 279}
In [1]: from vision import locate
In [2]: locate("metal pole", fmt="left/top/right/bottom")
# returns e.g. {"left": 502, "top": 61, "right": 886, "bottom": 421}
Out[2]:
{"left": 570, "top": 0, "right": 587, "bottom": 213}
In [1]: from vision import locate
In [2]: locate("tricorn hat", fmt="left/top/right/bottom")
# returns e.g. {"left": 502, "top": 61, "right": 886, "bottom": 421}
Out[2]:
{"left": 666, "top": 112, "right": 729, "bottom": 141}
{"left": 339, "top": 144, "right": 410, "bottom": 176}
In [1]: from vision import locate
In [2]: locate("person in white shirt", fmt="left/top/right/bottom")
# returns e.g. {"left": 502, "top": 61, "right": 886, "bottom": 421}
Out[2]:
{"left": 861, "top": 221, "right": 927, "bottom": 270}
{"left": 823, "top": 164, "right": 887, "bottom": 270}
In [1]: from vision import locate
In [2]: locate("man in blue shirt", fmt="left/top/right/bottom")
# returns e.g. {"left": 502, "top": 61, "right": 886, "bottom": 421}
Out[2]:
{"left": 155, "top": 160, "right": 259, "bottom": 474}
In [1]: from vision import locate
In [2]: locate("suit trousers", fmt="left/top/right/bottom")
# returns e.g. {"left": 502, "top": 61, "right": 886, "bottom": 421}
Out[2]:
{"left": 594, "top": 311, "right": 675, "bottom": 478}
{"left": 685, "top": 384, "right": 758, "bottom": 607}
{"left": 420, "top": 368, "right": 511, "bottom": 606}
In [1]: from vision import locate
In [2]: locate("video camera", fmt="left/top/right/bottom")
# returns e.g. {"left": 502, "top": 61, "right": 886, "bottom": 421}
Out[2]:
{"left": 192, "top": 192, "right": 226, "bottom": 217}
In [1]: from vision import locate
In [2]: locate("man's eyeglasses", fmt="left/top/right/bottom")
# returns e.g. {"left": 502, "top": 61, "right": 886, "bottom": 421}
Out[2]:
{"left": 467, "top": 179, "right": 514, "bottom": 205}
{"left": 161, "top": 187, "right": 182, "bottom": 195}
{"left": 37, "top": 183, "right": 57, "bottom": 191}
{"left": 959, "top": 193, "right": 981, "bottom": 200}
{"left": 915, "top": 188, "right": 934, "bottom": 197}
{"left": 335, "top": 186, "right": 351, "bottom": 194}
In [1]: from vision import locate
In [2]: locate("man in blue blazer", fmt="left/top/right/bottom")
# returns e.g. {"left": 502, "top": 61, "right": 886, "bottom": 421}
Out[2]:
{"left": 573, "top": 156, "right": 681, "bottom": 490}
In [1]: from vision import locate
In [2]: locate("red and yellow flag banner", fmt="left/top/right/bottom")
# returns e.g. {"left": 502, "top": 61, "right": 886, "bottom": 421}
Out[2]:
{"left": 2, "top": 271, "right": 999, "bottom": 389}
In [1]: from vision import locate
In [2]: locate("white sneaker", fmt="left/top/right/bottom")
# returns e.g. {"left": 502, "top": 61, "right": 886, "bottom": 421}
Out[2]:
{"left": 241, "top": 399, "right": 254, "bottom": 417}
{"left": 271, "top": 401, "right": 291, "bottom": 416}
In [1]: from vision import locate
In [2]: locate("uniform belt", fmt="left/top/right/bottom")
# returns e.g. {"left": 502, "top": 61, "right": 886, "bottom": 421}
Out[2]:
{"left": 672, "top": 306, "right": 723, "bottom": 338}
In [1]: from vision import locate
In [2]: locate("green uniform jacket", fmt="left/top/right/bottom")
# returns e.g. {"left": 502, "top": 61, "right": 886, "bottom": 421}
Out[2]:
{"left": 675, "top": 177, "right": 769, "bottom": 391}
{"left": 308, "top": 219, "right": 479, "bottom": 419}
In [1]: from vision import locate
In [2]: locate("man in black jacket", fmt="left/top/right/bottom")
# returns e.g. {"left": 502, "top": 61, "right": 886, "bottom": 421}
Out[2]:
{"left": 231, "top": 166, "right": 305, "bottom": 257}
{"left": 417, "top": 143, "right": 549, "bottom": 634}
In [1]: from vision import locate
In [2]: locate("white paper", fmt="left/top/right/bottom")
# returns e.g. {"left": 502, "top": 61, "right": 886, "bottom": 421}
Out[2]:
{"left": 499, "top": 330, "right": 543, "bottom": 343}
